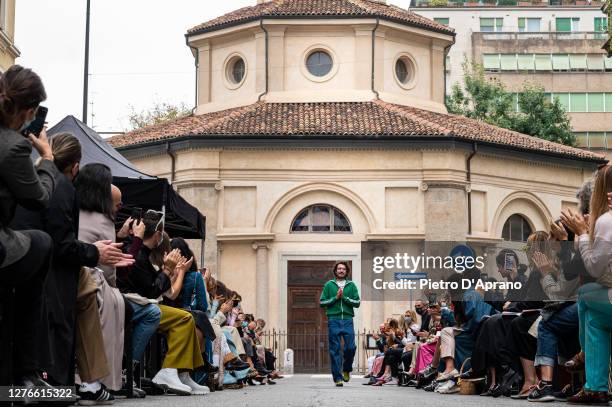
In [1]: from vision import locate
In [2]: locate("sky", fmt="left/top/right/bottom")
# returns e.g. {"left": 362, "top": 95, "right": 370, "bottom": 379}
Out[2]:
{"left": 16, "top": 0, "right": 410, "bottom": 134}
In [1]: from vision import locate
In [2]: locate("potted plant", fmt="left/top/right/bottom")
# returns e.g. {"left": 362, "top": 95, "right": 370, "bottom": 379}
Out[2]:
{"left": 429, "top": 0, "right": 449, "bottom": 6}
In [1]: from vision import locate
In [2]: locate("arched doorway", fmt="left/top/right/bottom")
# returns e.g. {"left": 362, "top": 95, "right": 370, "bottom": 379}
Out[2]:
{"left": 287, "top": 205, "right": 352, "bottom": 373}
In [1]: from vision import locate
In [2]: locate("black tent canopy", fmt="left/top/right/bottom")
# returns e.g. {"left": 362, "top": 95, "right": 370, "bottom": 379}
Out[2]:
{"left": 47, "top": 116, "right": 206, "bottom": 239}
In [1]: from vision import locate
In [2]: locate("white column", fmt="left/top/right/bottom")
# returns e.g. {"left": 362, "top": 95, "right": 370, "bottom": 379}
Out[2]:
{"left": 252, "top": 242, "right": 269, "bottom": 320}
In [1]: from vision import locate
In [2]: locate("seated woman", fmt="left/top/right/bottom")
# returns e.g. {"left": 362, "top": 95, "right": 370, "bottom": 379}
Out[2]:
{"left": 503, "top": 232, "right": 550, "bottom": 399}
{"left": 561, "top": 165, "right": 612, "bottom": 405}
{"left": 76, "top": 164, "right": 128, "bottom": 394}
{"left": 410, "top": 305, "right": 445, "bottom": 378}
{"left": 168, "top": 238, "right": 218, "bottom": 374}
{"left": 117, "top": 210, "right": 206, "bottom": 395}
{"left": 202, "top": 274, "right": 248, "bottom": 389}
{"left": 424, "top": 270, "right": 496, "bottom": 393}
{"left": 398, "top": 310, "right": 419, "bottom": 370}
{"left": 370, "top": 319, "right": 405, "bottom": 386}
{"left": 364, "top": 324, "right": 387, "bottom": 382}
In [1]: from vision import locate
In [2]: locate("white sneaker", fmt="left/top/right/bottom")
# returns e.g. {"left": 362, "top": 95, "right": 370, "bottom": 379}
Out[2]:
{"left": 152, "top": 368, "right": 192, "bottom": 395}
{"left": 438, "top": 380, "right": 459, "bottom": 394}
{"left": 178, "top": 372, "right": 210, "bottom": 395}
{"left": 437, "top": 369, "right": 459, "bottom": 382}
{"left": 437, "top": 380, "right": 459, "bottom": 394}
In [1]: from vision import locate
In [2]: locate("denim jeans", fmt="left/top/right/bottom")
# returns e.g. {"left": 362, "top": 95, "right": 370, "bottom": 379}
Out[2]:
{"left": 128, "top": 300, "right": 162, "bottom": 362}
{"left": 578, "top": 283, "right": 612, "bottom": 392}
{"left": 535, "top": 303, "right": 579, "bottom": 367}
{"left": 327, "top": 319, "right": 356, "bottom": 382}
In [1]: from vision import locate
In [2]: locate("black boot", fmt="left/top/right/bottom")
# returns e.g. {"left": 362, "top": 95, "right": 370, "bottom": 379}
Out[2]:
{"left": 201, "top": 353, "right": 219, "bottom": 373}
{"left": 498, "top": 366, "right": 521, "bottom": 397}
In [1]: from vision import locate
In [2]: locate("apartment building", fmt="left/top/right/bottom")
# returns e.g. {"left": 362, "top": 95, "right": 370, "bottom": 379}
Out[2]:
{"left": 0, "top": 0, "right": 18, "bottom": 71}
{"left": 412, "top": 0, "right": 612, "bottom": 157}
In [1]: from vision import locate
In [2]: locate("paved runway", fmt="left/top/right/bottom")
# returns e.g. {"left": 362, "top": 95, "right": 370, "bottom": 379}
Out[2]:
{"left": 116, "top": 374, "right": 569, "bottom": 407}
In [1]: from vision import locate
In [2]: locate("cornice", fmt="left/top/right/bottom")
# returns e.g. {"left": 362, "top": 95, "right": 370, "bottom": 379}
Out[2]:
{"left": 365, "top": 233, "right": 426, "bottom": 241}
{"left": 217, "top": 233, "right": 276, "bottom": 242}
{"left": 0, "top": 29, "right": 19, "bottom": 59}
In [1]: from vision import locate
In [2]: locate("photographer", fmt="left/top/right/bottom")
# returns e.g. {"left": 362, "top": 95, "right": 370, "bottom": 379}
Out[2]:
{"left": 0, "top": 65, "right": 58, "bottom": 387}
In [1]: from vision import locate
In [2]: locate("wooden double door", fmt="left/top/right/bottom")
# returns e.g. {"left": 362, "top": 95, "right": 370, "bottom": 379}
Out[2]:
{"left": 287, "top": 260, "right": 351, "bottom": 373}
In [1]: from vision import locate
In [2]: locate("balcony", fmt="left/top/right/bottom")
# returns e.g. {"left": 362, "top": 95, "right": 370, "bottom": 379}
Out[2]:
{"left": 472, "top": 31, "right": 609, "bottom": 54}
{"left": 411, "top": 0, "right": 602, "bottom": 7}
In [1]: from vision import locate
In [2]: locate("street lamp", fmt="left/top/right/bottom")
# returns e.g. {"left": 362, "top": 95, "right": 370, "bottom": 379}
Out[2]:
{"left": 83, "top": 0, "right": 91, "bottom": 124}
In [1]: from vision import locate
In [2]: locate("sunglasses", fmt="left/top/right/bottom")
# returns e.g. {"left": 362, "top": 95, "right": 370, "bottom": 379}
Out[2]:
{"left": 146, "top": 209, "right": 165, "bottom": 231}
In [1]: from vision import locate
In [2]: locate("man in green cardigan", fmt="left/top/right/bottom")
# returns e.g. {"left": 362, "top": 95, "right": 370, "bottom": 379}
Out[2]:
{"left": 319, "top": 262, "right": 360, "bottom": 387}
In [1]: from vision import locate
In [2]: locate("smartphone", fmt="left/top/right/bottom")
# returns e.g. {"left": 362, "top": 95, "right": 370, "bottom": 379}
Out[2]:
{"left": 22, "top": 106, "right": 48, "bottom": 137}
{"left": 130, "top": 207, "right": 143, "bottom": 223}
{"left": 504, "top": 253, "right": 515, "bottom": 273}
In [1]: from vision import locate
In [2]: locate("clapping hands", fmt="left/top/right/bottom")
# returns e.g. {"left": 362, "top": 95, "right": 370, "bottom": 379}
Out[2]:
{"left": 560, "top": 208, "right": 589, "bottom": 236}
{"left": 162, "top": 248, "right": 193, "bottom": 276}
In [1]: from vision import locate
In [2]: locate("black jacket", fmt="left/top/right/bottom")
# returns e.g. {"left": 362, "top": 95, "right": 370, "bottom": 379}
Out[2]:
{"left": 0, "top": 127, "right": 58, "bottom": 267}
{"left": 560, "top": 246, "right": 595, "bottom": 284}
{"left": 419, "top": 313, "right": 431, "bottom": 333}
{"left": 11, "top": 173, "right": 99, "bottom": 385}
{"left": 119, "top": 244, "right": 171, "bottom": 299}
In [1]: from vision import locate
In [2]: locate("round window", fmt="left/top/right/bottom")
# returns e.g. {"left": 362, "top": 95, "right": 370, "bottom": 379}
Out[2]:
{"left": 395, "top": 59, "right": 409, "bottom": 84}
{"left": 231, "top": 58, "right": 245, "bottom": 83}
{"left": 306, "top": 50, "right": 333, "bottom": 77}
{"left": 225, "top": 55, "right": 246, "bottom": 87}
{"left": 394, "top": 55, "right": 417, "bottom": 88}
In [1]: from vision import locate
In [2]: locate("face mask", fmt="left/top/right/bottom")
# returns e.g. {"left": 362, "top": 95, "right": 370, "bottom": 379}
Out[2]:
{"left": 156, "top": 233, "right": 163, "bottom": 248}
{"left": 242, "top": 321, "right": 248, "bottom": 328}
{"left": 404, "top": 317, "right": 412, "bottom": 324}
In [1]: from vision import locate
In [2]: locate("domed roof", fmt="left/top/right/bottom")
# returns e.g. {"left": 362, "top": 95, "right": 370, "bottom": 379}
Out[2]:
{"left": 108, "top": 101, "right": 603, "bottom": 162}
{"left": 187, "top": 0, "right": 455, "bottom": 36}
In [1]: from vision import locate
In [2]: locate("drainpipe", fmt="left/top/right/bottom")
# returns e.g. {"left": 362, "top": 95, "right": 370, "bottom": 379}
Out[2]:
{"left": 371, "top": 18, "right": 380, "bottom": 100}
{"left": 443, "top": 43, "right": 452, "bottom": 106}
{"left": 466, "top": 143, "right": 478, "bottom": 235}
{"left": 442, "top": 26, "right": 455, "bottom": 109}
{"left": 258, "top": 19, "right": 269, "bottom": 102}
{"left": 185, "top": 35, "right": 199, "bottom": 115}
{"left": 166, "top": 141, "right": 177, "bottom": 185}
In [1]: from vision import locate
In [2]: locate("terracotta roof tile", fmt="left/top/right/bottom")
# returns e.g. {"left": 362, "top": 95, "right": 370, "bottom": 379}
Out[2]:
{"left": 108, "top": 101, "right": 602, "bottom": 161}
{"left": 187, "top": 0, "right": 454, "bottom": 36}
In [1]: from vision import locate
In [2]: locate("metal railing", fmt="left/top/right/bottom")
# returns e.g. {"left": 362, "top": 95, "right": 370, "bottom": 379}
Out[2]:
{"left": 413, "top": 0, "right": 603, "bottom": 6}
{"left": 260, "top": 329, "right": 379, "bottom": 374}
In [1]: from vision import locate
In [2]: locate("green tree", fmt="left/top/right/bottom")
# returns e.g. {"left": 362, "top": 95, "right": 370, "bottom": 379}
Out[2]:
{"left": 447, "top": 60, "right": 575, "bottom": 146}
{"left": 127, "top": 102, "right": 191, "bottom": 130}
{"left": 446, "top": 60, "right": 517, "bottom": 130}
{"left": 514, "top": 84, "right": 575, "bottom": 146}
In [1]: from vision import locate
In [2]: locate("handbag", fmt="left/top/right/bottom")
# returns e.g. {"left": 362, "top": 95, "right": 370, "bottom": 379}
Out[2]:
{"left": 189, "top": 273, "right": 198, "bottom": 309}
{"left": 458, "top": 358, "right": 485, "bottom": 395}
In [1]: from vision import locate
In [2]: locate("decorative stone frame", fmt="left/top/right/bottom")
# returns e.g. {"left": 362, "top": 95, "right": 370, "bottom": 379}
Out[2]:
{"left": 223, "top": 52, "right": 248, "bottom": 90}
{"left": 393, "top": 52, "right": 418, "bottom": 90}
